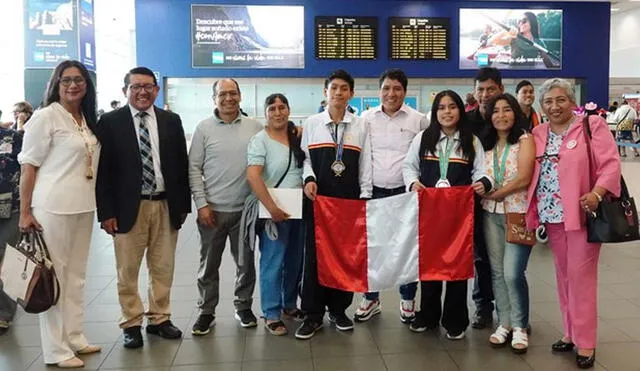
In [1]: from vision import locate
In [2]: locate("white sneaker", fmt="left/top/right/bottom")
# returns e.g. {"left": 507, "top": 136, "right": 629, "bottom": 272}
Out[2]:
{"left": 399, "top": 299, "right": 415, "bottom": 323}
{"left": 446, "top": 330, "right": 465, "bottom": 340}
{"left": 353, "top": 297, "right": 381, "bottom": 322}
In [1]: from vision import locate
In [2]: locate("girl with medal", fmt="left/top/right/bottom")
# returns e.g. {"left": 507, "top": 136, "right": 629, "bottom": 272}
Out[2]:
{"left": 479, "top": 94, "right": 535, "bottom": 353}
{"left": 402, "top": 90, "right": 492, "bottom": 340}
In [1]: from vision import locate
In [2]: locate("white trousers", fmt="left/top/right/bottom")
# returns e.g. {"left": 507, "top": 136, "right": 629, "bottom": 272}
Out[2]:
{"left": 33, "top": 208, "right": 94, "bottom": 364}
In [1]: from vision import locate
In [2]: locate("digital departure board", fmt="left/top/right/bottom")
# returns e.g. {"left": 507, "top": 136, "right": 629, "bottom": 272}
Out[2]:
{"left": 389, "top": 17, "right": 450, "bottom": 60}
{"left": 315, "top": 16, "right": 377, "bottom": 60}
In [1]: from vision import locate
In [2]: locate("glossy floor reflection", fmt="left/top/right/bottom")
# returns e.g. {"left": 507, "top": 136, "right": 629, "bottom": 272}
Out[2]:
{"left": 2, "top": 159, "right": 640, "bottom": 370}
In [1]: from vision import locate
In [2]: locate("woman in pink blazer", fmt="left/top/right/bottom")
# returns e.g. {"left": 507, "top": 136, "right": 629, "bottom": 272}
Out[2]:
{"left": 525, "top": 78, "right": 621, "bottom": 369}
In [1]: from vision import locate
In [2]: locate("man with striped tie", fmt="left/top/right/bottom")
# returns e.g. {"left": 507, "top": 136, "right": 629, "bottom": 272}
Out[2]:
{"left": 96, "top": 66, "right": 191, "bottom": 349}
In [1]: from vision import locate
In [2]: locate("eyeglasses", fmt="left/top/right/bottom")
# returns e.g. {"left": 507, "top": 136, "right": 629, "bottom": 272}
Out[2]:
{"left": 59, "top": 76, "right": 86, "bottom": 87}
{"left": 129, "top": 84, "right": 156, "bottom": 93}
{"left": 536, "top": 153, "right": 560, "bottom": 164}
{"left": 216, "top": 91, "right": 240, "bottom": 99}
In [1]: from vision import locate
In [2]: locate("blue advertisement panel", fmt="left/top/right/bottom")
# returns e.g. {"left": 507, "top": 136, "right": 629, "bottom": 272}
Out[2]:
{"left": 404, "top": 96, "right": 418, "bottom": 110}
{"left": 362, "top": 97, "right": 380, "bottom": 111}
{"left": 348, "top": 97, "right": 362, "bottom": 116}
{"left": 78, "top": 0, "right": 96, "bottom": 71}
{"left": 25, "top": 0, "right": 78, "bottom": 68}
{"left": 191, "top": 4, "right": 304, "bottom": 68}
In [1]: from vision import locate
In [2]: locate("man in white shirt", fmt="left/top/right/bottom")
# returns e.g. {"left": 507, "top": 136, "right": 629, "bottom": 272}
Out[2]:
{"left": 354, "top": 69, "right": 428, "bottom": 324}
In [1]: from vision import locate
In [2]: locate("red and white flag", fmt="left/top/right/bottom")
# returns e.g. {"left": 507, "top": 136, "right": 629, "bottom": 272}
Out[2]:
{"left": 314, "top": 186, "right": 475, "bottom": 293}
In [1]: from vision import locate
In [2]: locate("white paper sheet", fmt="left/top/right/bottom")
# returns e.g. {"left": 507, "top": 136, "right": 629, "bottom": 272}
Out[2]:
{"left": 258, "top": 188, "right": 303, "bottom": 219}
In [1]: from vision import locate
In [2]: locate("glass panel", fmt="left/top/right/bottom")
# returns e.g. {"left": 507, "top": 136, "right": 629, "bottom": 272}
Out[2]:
{"left": 166, "top": 77, "right": 580, "bottom": 136}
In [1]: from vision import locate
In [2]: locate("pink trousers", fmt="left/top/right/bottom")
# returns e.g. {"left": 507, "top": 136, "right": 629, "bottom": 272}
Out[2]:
{"left": 546, "top": 223, "right": 601, "bottom": 349}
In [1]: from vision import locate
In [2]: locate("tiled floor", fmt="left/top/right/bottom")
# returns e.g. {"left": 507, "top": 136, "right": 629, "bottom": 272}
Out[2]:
{"left": 2, "top": 160, "right": 640, "bottom": 370}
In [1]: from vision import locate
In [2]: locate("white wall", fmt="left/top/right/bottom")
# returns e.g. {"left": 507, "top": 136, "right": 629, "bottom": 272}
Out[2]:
{"left": 94, "top": 0, "right": 136, "bottom": 111}
{"left": 610, "top": 7, "right": 640, "bottom": 78}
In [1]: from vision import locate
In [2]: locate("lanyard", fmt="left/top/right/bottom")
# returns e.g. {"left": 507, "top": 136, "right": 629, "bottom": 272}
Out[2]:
{"left": 438, "top": 137, "right": 455, "bottom": 180}
{"left": 493, "top": 143, "right": 511, "bottom": 186}
{"left": 329, "top": 123, "right": 345, "bottom": 162}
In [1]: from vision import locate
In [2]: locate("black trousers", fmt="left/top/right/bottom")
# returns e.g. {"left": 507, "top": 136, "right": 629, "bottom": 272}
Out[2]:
{"left": 472, "top": 196, "right": 494, "bottom": 315}
{"left": 419, "top": 280, "right": 469, "bottom": 334}
{"left": 300, "top": 203, "right": 353, "bottom": 322}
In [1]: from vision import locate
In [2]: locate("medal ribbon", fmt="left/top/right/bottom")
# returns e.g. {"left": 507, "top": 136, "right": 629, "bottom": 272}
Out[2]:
{"left": 330, "top": 122, "right": 345, "bottom": 163}
{"left": 438, "top": 137, "right": 455, "bottom": 181}
{"left": 493, "top": 143, "right": 511, "bottom": 187}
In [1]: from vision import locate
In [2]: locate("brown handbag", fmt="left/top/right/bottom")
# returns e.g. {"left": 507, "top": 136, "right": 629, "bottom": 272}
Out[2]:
{"left": 506, "top": 213, "right": 536, "bottom": 246}
{"left": 0, "top": 231, "right": 60, "bottom": 313}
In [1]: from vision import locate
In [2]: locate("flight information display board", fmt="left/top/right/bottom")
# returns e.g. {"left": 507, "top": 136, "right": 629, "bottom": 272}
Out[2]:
{"left": 389, "top": 17, "right": 450, "bottom": 60}
{"left": 315, "top": 16, "right": 377, "bottom": 60}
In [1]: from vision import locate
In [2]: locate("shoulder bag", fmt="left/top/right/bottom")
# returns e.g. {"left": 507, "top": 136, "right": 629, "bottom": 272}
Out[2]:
{"left": 0, "top": 231, "right": 60, "bottom": 313}
{"left": 255, "top": 146, "right": 292, "bottom": 235}
{"left": 582, "top": 116, "right": 640, "bottom": 243}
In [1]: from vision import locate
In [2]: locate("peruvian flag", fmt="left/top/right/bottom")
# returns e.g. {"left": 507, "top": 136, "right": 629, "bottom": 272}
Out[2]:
{"left": 314, "top": 186, "right": 475, "bottom": 293}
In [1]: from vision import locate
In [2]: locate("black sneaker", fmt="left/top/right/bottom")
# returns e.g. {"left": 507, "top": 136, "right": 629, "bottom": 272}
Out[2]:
{"left": 234, "top": 309, "right": 257, "bottom": 328}
{"left": 191, "top": 314, "right": 215, "bottom": 336}
{"left": 295, "top": 319, "right": 323, "bottom": 340}
{"left": 282, "top": 308, "right": 306, "bottom": 321}
{"left": 471, "top": 313, "right": 493, "bottom": 329}
{"left": 328, "top": 312, "right": 354, "bottom": 331}
{"left": 0, "top": 321, "right": 9, "bottom": 336}
{"left": 408, "top": 313, "right": 437, "bottom": 333}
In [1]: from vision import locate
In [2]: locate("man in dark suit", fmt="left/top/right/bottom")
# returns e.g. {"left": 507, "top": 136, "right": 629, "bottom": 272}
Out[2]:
{"left": 96, "top": 67, "right": 191, "bottom": 349}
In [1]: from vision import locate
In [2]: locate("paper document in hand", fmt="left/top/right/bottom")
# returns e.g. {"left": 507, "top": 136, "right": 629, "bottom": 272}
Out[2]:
{"left": 258, "top": 188, "right": 303, "bottom": 219}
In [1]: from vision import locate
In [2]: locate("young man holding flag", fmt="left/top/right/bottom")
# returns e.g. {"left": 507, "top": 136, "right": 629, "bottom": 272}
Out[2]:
{"left": 295, "top": 69, "right": 373, "bottom": 340}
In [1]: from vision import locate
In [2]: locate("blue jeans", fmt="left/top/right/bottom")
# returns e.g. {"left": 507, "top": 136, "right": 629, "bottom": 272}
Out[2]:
{"left": 364, "top": 185, "right": 418, "bottom": 302}
{"left": 259, "top": 219, "right": 304, "bottom": 320}
{"left": 483, "top": 212, "right": 532, "bottom": 329}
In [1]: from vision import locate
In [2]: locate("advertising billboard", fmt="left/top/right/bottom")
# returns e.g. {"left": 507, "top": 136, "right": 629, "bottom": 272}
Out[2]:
{"left": 78, "top": 0, "right": 95, "bottom": 71}
{"left": 459, "top": 9, "right": 562, "bottom": 70}
{"left": 25, "top": 0, "right": 78, "bottom": 68}
{"left": 191, "top": 5, "right": 304, "bottom": 68}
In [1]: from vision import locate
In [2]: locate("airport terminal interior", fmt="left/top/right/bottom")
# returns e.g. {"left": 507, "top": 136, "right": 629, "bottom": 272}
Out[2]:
{"left": 2, "top": 0, "right": 640, "bottom": 370}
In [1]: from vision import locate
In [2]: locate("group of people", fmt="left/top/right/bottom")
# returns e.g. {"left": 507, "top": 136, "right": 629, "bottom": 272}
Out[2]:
{"left": 606, "top": 100, "right": 640, "bottom": 158}
{"left": 0, "top": 60, "right": 622, "bottom": 371}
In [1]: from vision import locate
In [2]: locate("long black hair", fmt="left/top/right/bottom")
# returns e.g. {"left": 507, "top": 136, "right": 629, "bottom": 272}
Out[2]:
{"left": 43, "top": 60, "right": 97, "bottom": 133}
{"left": 423, "top": 90, "right": 476, "bottom": 163}
{"left": 264, "top": 93, "right": 305, "bottom": 168}
{"left": 522, "top": 11, "right": 540, "bottom": 39}
{"left": 484, "top": 93, "right": 530, "bottom": 150}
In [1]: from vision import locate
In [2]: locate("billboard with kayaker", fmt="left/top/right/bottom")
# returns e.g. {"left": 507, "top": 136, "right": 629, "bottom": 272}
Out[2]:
{"left": 459, "top": 9, "right": 562, "bottom": 70}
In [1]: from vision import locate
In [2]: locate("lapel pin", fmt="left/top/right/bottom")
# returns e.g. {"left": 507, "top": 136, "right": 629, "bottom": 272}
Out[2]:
{"left": 567, "top": 140, "right": 577, "bottom": 149}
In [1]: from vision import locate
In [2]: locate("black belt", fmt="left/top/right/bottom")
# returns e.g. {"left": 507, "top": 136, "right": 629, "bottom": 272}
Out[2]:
{"left": 141, "top": 192, "right": 166, "bottom": 201}
{"left": 373, "top": 185, "right": 405, "bottom": 194}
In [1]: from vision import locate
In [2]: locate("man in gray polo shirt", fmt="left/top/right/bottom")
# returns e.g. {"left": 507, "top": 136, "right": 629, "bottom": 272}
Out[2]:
{"left": 189, "top": 78, "right": 264, "bottom": 335}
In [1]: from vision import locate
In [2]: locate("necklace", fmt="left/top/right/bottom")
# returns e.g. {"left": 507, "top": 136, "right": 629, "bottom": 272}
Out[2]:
{"left": 72, "top": 116, "right": 96, "bottom": 180}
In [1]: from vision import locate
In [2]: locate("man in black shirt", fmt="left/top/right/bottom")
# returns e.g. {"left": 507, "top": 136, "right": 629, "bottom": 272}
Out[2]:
{"left": 467, "top": 67, "right": 504, "bottom": 329}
